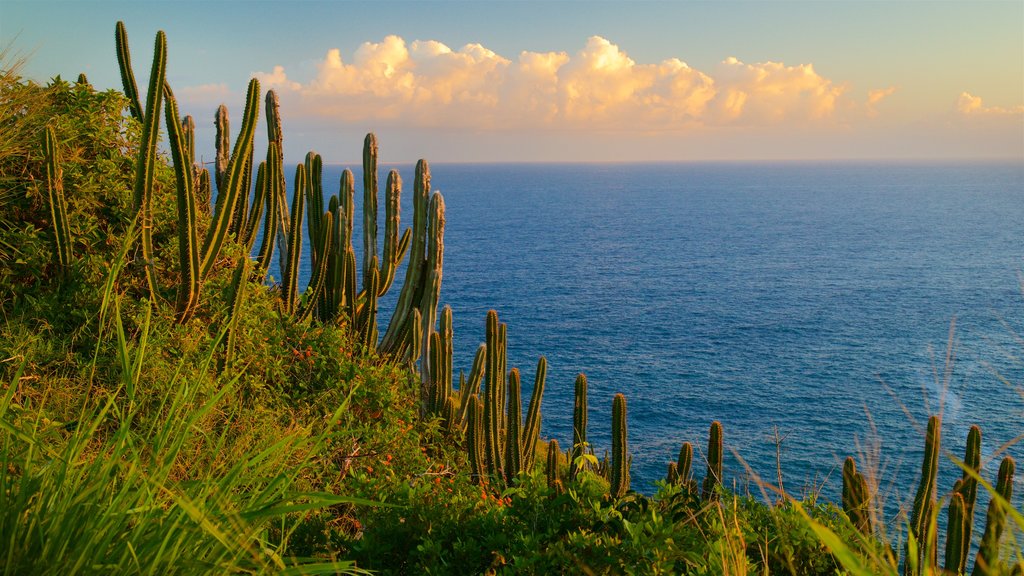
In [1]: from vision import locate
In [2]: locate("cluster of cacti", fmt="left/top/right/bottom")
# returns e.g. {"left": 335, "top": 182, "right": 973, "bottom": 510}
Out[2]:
{"left": 667, "top": 441, "right": 698, "bottom": 495}
{"left": 42, "top": 126, "right": 72, "bottom": 269}
{"left": 842, "top": 420, "right": 1017, "bottom": 575}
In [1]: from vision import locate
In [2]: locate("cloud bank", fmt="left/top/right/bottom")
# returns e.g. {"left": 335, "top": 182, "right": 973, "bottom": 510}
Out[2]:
{"left": 956, "top": 92, "right": 1024, "bottom": 116}
{"left": 253, "top": 35, "right": 861, "bottom": 130}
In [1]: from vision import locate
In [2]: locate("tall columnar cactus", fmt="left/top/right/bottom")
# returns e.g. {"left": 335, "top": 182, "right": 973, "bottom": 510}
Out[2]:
{"left": 610, "top": 393, "right": 630, "bottom": 498}
{"left": 972, "top": 456, "right": 1015, "bottom": 576}
{"left": 200, "top": 79, "right": 260, "bottom": 279}
{"left": 254, "top": 142, "right": 280, "bottom": 279}
{"left": 42, "top": 126, "right": 72, "bottom": 269}
{"left": 547, "top": 439, "right": 562, "bottom": 493}
{"left": 955, "top": 425, "right": 983, "bottom": 567}
{"left": 466, "top": 394, "right": 485, "bottom": 483}
{"left": 359, "top": 257, "right": 380, "bottom": 349}
{"left": 945, "top": 492, "right": 968, "bottom": 575}
{"left": 214, "top": 104, "right": 230, "bottom": 196}
{"left": 163, "top": 83, "right": 200, "bottom": 323}
{"left": 427, "top": 306, "right": 454, "bottom": 416}
{"left": 336, "top": 169, "right": 356, "bottom": 321}
{"left": 197, "top": 168, "right": 212, "bottom": 214}
{"left": 181, "top": 115, "right": 195, "bottom": 173}
{"left": 379, "top": 170, "right": 410, "bottom": 296}
{"left": 483, "top": 310, "right": 505, "bottom": 482}
{"left": 521, "top": 356, "right": 547, "bottom": 472}
{"left": 418, "top": 192, "right": 446, "bottom": 403}
{"left": 841, "top": 456, "right": 873, "bottom": 536}
{"left": 297, "top": 211, "right": 334, "bottom": 324}
{"left": 305, "top": 152, "right": 325, "bottom": 268}
{"left": 702, "top": 421, "right": 723, "bottom": 501}
{"left": 114, "top": 21, "right": 143, "bottom": 122}
{"left": 456, "top": 344, "right": 487, "bottom": 427}
{"left": 677, "top": 442, "right": 694, "bottom": 490}
{"left": 380, "top": 160, "right": 430, "bottom": 353}
{"left": 570, "top": 373, "right": 588, "bottom": 481}
{"left": 907, "top": 415, "right": 941, "bottom": 576}
{"left": 131, "top": 29, "right": 166, "bottom": 302}
{"left": 265, "top": 90, "right": 291, "bottom": 284}
{"left": 504, "top": 368, "right": 524, "bottom": 486}
{"left": 223, "top": 254, "right": 249, "bottom": 372}
{"left": 362, "top": 133, "right": 378, "bottom": 292}
{"left": 241, "top": 162, "right": 267, "bottom": 252}
{"left": 281, "top": 163, "right": 306, "bottom": 315}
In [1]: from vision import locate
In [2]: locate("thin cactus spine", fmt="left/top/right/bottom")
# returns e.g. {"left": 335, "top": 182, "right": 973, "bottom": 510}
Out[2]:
{"left": 115, "top": 22, "right": 143, "bottom": 121}
{"left": 702, "top": 421, "right": 723, "bottom": 501}
{"left": 972, "top": 456, "right": 1015, "bottom": 576}
{"left": 131, "top": 29, "right": 167, "bottom": 303}
{"left": 907, "top": 415, "right": 941, "bottom": 576}
{"left": 163, "top": 83, "right": 200, "bottom": 323}
{"left": 571, "top": 373, "right": 588, "bottom": 481}
{"left": 610, "top": 393, "right": 629, "bottom": 498}
{"left": 42, "top": 126, "right": 72, "bottom": 269}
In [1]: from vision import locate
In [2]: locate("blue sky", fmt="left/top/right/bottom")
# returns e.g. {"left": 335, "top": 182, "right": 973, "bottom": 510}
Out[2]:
{"left": 3, "top": 1, "right": 1022, "bottom": 163}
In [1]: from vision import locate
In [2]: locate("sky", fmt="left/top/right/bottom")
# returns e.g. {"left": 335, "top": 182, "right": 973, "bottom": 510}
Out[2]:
{"left": 2, "top": 0, "right": 1022, "bottom": 164}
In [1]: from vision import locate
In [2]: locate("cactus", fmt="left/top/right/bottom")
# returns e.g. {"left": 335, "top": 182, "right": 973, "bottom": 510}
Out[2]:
{"left": 610, "top": 393, "right": 629, "bottom": 498}
{"left": 197, "top": 168, "right": 212, "bottom": 214}
{"left": 131, "top": 29, "right": 166, "bottom": 302}
{"left": 547, "top": 439, "right": 562, "bottom": 493}
{"left": 305, "top": 152, "right": 325, "bottom": 268}
{"left": 281, "top": 163, "right": 306, "bottom": 315}
{"left": 362, "top": 134, "right": 379, "bottom": 291}
{"left": 254, "top": 143, "right": 280, "bottom": 279}
{"left": 456, "top": 344, "right": 487, "bottom": 427}
{"left": 181, "top": 115, "right": 195, "bottom": 172}
{"left": 200, "top": 79, "right": 260, "bottom": 279}
{"left": 265, "top": 90, "right": 291, "bottom": 285}
{"left": 418, "top": 192, "right": 446, "bottom": 403}
{"left": 570, "top": 373, "right": 588, "bottom": 481}
{"left": 841, "top": 456, "right": 873, "bottom": 536}
{"left": 466, "top": 394, "right": 485, "bottom": 483}
{"left": 223, "top": 254, "right": 249, "bottom": 371}
{"left": 76, "top": 73, "right": 89, "bottom": 87}
{"left": 379, "top": 170, "right": 411, "bottom": 296}
{"left": 666, "top": 463, "right": 679, "bottom": 485}
{"left": 42, "top": 126, "right": 72, "bottom": 270}
{"left": 702, "top": 421, "right": 723, "bottom": 501}
{"left": 521, "top": 356, "right": 546, "bottom": 472}
{"left": 504, "top": 368, "right": 523, "bottom": 485}
{"left": 114, "top": 22, "right": 143, "bottom": 121}
{"left": 336, "top": 169, "right": 356, "bottom": 321}
{"left": 162, "top": 83, "right": 200, "bottom": 323}
{"left": 972, "top": 456, "right": 1015, "bottom": 576}
{"left": 677, "top": 442, "right": 694, "bottom": 486}
{"left": 214, "top": 104, "right": 230, "bottom": 197}
{"left": 359, "top": 257, "right": 379, "bottom": 350}
{"left": 297, "top": 212, "right": 334, "bottom": 324}
{"left": 945, "top": 492, "right": 968, "bottom": 575}
{"left": 427, "top": 306, "right": 454, "bottom": 416}
{"left": 907, "top": 415, "right": 941, "bottom": 576}
{"left": 956, "top": 425, "right": 983, "bottom": 567}
{"left": 242, "top": 162, "right": 266, "bottom": 252}
{"left": 483, "top": 310, "right": 505, "bottom": 482}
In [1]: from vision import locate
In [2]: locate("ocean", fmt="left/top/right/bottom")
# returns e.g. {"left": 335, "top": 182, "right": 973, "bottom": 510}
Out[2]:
{"left": 291, "top": 160, "right": 1024, "bottom": 509}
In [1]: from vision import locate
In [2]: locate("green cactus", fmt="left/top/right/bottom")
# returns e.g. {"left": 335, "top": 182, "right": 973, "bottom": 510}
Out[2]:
{"left": 610, "top": 393, "right": 629, "bottom": 498}
{"left": 418, "top": 192, "right": 446, "bottom": 401}
{"left": 337, "top": 169, "right": 356, "bottom": 321}
{"left": 76, "top": 73, "right": 90, "bottom": 88}
{"left": 521, "top": 356, "right": 546, "bottom": 472}
{"left": 362, "top": 133, "right": 379, "bottom": 293}
{"left": 570, "top": 373, "right": 588, "bottom": 481}
{"left": 427, "top": 306, "right": 454, "bottom": 416}
{"left": 42, "top": 126, "right": 72, "bottom": 270}
{"left": 504, "top": 368, "right": 523, "bottom": 486}
{"left": 305, "top": 152, "right": 325, "bottom": 267}
{"left": 359, "top": 257, "right": 379, "bottom": 350}
{"left": 467, "top": 394, "right": 485, "bottom": 483}
{"left": 114, "top": 22, "right": 143, "bottom": 121}
{"left": 200, "top": 79, "right": 260, "bottom": 279}
{"left": 547, "top": 439, "right": 562, "bottom": 493}
{"left": 666, "top": 463, "right": 679, "bottom": 485}
{"left": 379, "top": 170, "right": 411, "bottom": 296}
{"left": 702, "top": 421, "right": 723, "bottom": 502}
{"left": 131, "top": 29, "right": 166, "bottom": 303}
{"left": 972, "top": 456, "right": 1015, "bottom": 576}
{"left": 945, "top": 492, "right": 968, "bottom": 575}
{"left": 841, "top": 456, "right": 873, "bottom": 536}
{"left": 483, "top": 310, "right": 505, "bottom": 482}
{"left": 181, "top": 115, "right": 195, "bottom": 171}
{"left": 297, "top": 211, "right": 334, "bottom": 324}
{"left": 197, "top": 168, "right": 212, "bottom": 215}
{"left": 162, "top": 83, "right": 200, "bottom": 323}
{"left": 214, "top": 104, "right": 230, "bottom": 197}
{"left": 907, "top": 415, "right": 941, "bottom": 576}
{"left": 254, "top": 143, "right": 280, "bottom": 280}
{"left": 457, "top": 344, "right": 487, "bottom": 427}
{"left": 405, "top": 308, "right": 422, "bottom": 366}
{"left": 677, "top": 442, "right": 694, "bottom": 487}
{"left": 242, "top": 162, "right": 266, "bottom": 252}
{"left": 265, "top": 90, "right": 291, "bottom": 284}
{"left": 223, "top": 254, "right": 249, "bottom": 371}
{"left": 380, "top": 160, "right": 430, "bottom": 353}
{"left": 956, "top": 425, "right": 983, "bottom": 568}
{"left": 281, "top": 163, "right": 306, "bottom": 315}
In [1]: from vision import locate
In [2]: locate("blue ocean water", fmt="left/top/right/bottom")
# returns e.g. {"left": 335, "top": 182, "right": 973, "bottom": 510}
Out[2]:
{"left": 293, "top": 161, "right": 1024, "bottom": 509}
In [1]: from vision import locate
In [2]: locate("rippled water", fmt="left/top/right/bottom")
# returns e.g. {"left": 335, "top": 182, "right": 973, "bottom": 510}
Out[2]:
{"left": 294, "top": 161, "right": 1024, "bottom": 507}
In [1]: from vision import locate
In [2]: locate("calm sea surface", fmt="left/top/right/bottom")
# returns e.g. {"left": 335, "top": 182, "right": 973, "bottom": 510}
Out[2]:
{"left": 292, "top": 161, "right": 1024, "bottom": 507}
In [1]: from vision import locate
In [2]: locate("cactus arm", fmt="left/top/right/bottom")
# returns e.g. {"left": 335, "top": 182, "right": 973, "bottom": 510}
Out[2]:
{"left": 547, "top": 439, "right": 562, "bottom": 493}
{"left": 163, "top": 82, "right": 201, "bottom": 323}
{"left": 281, "top": 163, "right": 306, "bottom": 315}
{"left": 959, "top": 425, "right": 983, "bottom": 566}
{"left": 972, "top": 457, "right": 1015, "bottom": 576}
{"left": 115, "top": 22, "right": 143, "bottom": 121}
{"left": 131, "top": 30, "right": 167, "bottom": 302}
{"left": 418, "top": 192, "right": 446, "bottom": 402}
{"left": 304, "top": 152, "right": 324, "bottom": 269}
{"left": 380, "top": 159, "right": 430, "bottom": 352}
{"left": 200, "top": 79, "right": 260, "bottom": 279}
{"left": 702, "top": 421, "right": 723, "bottom": 501}
{"left": 457, "top": 344, "right": 487, "bottom": 426}
{"left": 570, "top": 373, "right": 588, "bottom": 481}
{"left": 483, "top": 310, "right": 504, "bottom": 482}
{"left": 945, "top": 493, "right": 968, "bottom": 574}
{"left": 254, "top": 143, "right": 280, "bottom": 280}
{"left": 264, "top": 91, "right": 291, "bottom": 285}
{"left": 297, "top": 211, "right": 334, "bottom": 323}
{"left": 907, "top": 416, "right": 941, "bottom": 576}
{"left": 42, "top": 126, "right": 72, "bottom": 269}
{"left": 359, "top": 257, "right": 379, "bottom": 350}
{"left": 223, "top": 254, "right": 250, "bottom": 371}
{"left": 467, "top": 394, "right": 485, "bottom": 484}
{"left": 504, "top": 368, "right": 523, "bottom": 486}
{"left": 378, "top": 169, "right": 402, "bottom": 295}
{"left": 214, "top": 104, "right": 230, "bottom": 195}
{"left": 521, "top": 356, "right": 546, "bottom": 472}
{"left": 362, "top": 133, "right": 379, "bottom": 290}
{"left": 242, "top": 161, "right": 266, "bottom": 252}
{"left": 610, "top": 393, "right": 629, "bottom": 498}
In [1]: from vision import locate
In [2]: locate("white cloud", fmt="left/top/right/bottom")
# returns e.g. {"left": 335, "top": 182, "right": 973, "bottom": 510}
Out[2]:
{"left": 865, "top": 86, "right": 897, "bottom": 117}
{"left": 956, "top": 92, "right": 1024, "bottom": 116}
{"left": 252, "top": 35, "right": 860, "bottom": 130}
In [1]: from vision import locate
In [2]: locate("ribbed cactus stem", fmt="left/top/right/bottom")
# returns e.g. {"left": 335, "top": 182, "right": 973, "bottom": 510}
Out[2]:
{"left": 958, "top": 425, "right": 983, "bottom": 567}
{"left": 281, "top": 163, "right": 306, "bottom": 315}
{"left": 200, "top": 79, "right": 260, "bottom": 279}
{"left": 945, "top": 492, "right": 968, "bottom": 575}
{"left": 418, "top": 192, "right": 446, "bottom": 406}
{"left": 547, "top": 439, "right": 562, "bottom": 493}
{"left": 702, "top": 421, "right": 723, "bottom": 501}
{"left": 305, "top": 152, "right": 324, "bottom": 267}
{"left": 360, "top": 256, "right": 379, "bottom": 350}
{"left": 338, "top": 169, "right": 356, "bottom": 320}
{"left": 379, "top": 170, "right": 409, "bottom": 296}
{"left": 677, "top": 442, "right": 693, "bottom": 486}
{"left": 483, "top": 310, "right": 504, "bottom": 482}
{"left": 972, "top": 456, "right": 1015, "bottom": 576}
{"left": 362, "top": 133, "right": 379, "bottom": 290}
{"left": 131, "top": 30, "right": 166, "bottom": 303}
{"left": 265, "top": 90, "right": 291, "bottom": 285}
{"left": 242, "top": 162, "right": 266, "bottom": 251}
{"left": 214, "top": 104, "right": 230, "bottom": 195}
{"left": 504, "top": 368, "right": 523, "bottom": 486}
{"left": 907, "top": 415, "right": 941, "bottom": 576}
{"left": 255, "top": 143, "right": 280, "bottom": 280}
{"left": 427, "top": 306, "right": 453, "bottom": 415}
{"left": 571, "top": 373, "right": 588, "bottom": 481}
{"left": 197, "top": 169, "right": 212, "bottom": 214}
{"left": 297, "top": 211, "right": 334, "bottom": 324}
{"left": 610, "top": 393, "right": 629, "bottom": 498}
{"left": 521, "top": 356, "right": 546, "bottom": 472}
{"left": 115, "top": 22, "right": 143, "bottom": 121}
{"left": 223, "top": 255, "right": 249, "bottom": 371}
{"left": 467, "top": 394, "right": 485, "bottom": 484}
{"left": 163, "top": 83, "right": 200, "bottom": 323}
{"left": 182, "top": 115, "right": 195, "bottom": 167}
{"left": 457, "top": 344, "right": 487, "bottom": 427}
{"left": 666, "top": 462, "right": 679, "bottom": 485}
{"left": 842, "top": 456, "right": 873, "bottom": 536}
{"left": 42, "top": 126, "right": 72, "bottom": 269}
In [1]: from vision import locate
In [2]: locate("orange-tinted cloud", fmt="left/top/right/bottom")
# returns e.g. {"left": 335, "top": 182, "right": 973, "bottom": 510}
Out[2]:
{"left": 956, "top": 92, "right": 1024, "bottom": 116}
